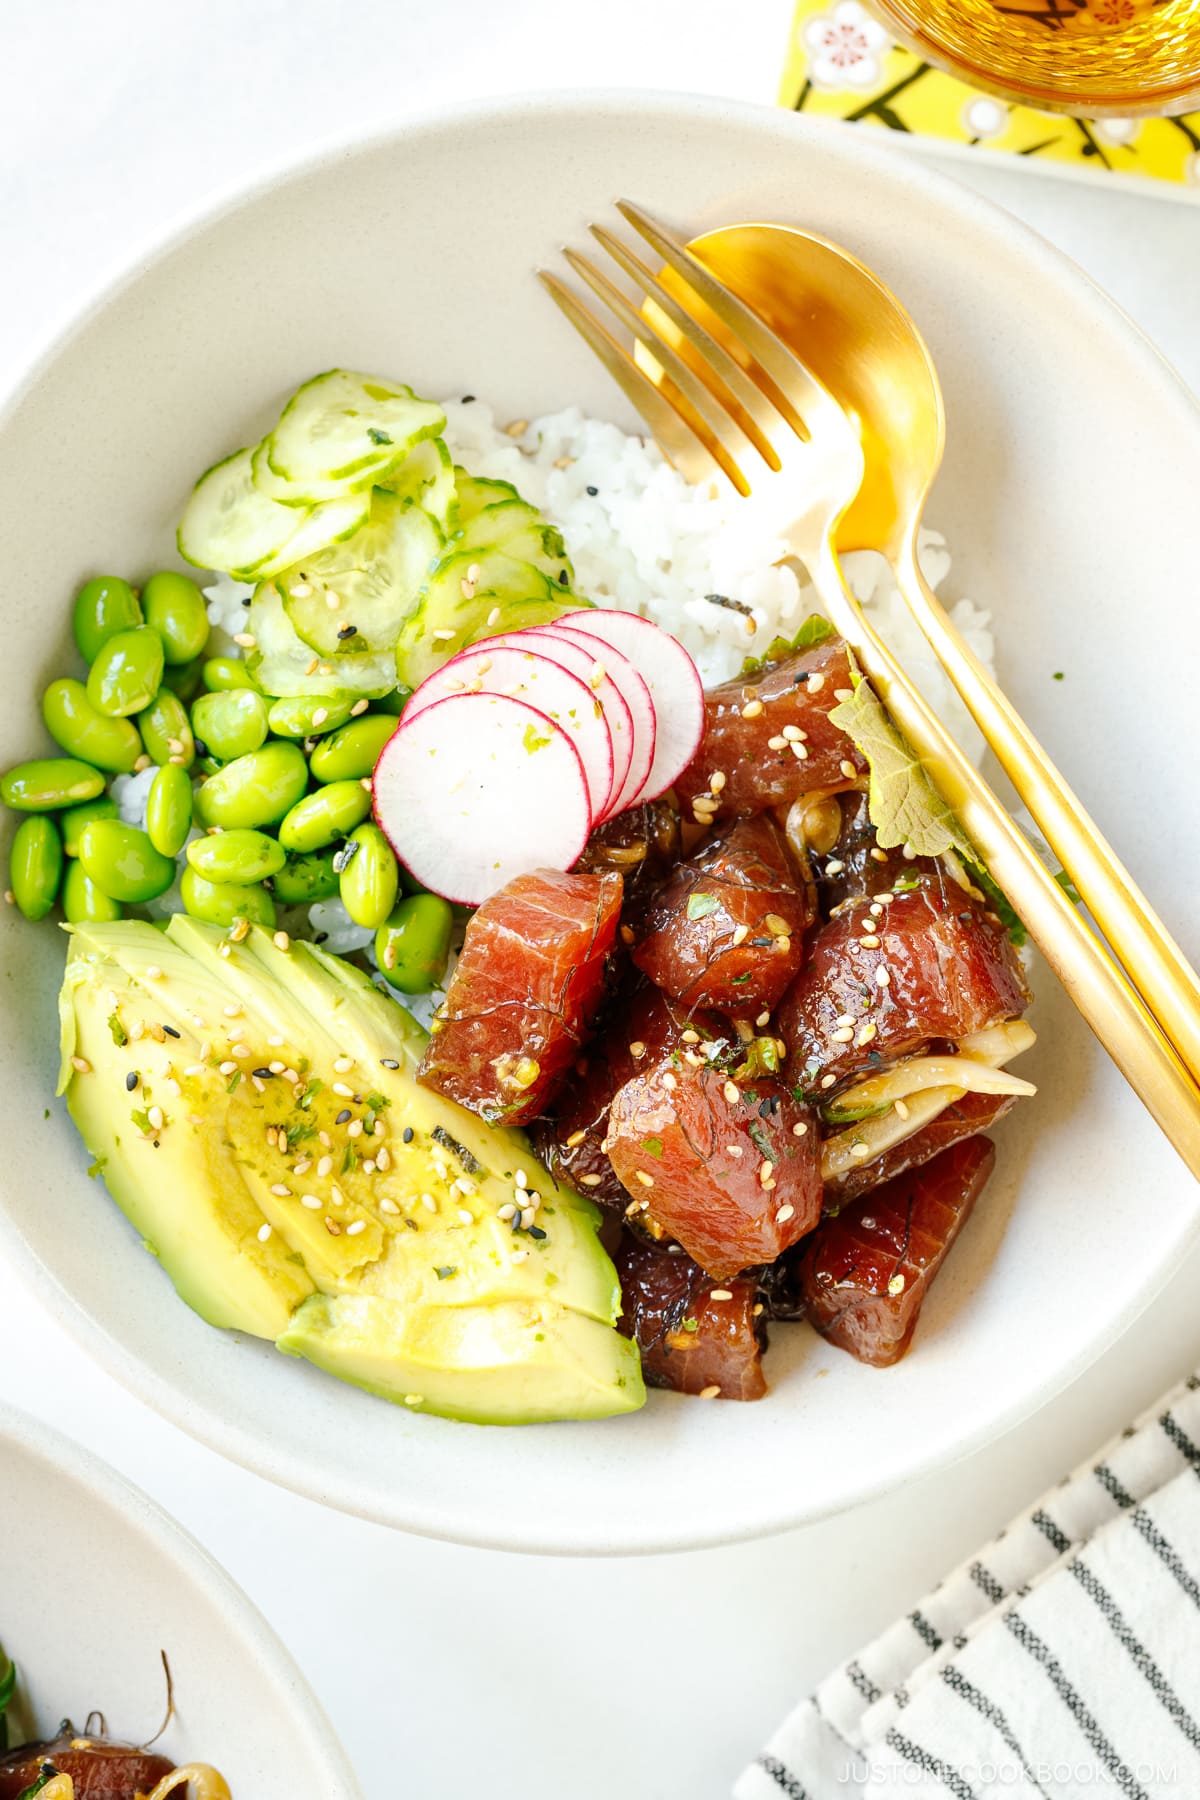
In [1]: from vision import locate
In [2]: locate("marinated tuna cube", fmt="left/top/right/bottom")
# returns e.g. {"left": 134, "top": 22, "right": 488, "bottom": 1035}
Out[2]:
{"left": 615, "top": 1229, "right": 766, "bottom": 1400}
{"left": 826, "top": 1090, "right": 1016, "bottom": 1209}
{"left": 674, "top": 635, "right": 865, "bottom": 824}
{"left": 778, "top": 867, "right": 1030, "bottom": 1094}
{"left": 0, "top": 1739, "right": 177, "bottom": 1800}
{"left": 631, "top": 815, "right": 815, "bottom": 1011}
{"left": 812, "top": 790, "right": 940, "bottom": 913}
{"left": 418, "top": 867, "right": 623, "bottom": 1125}
{"left": 531, "top": 981, "right": 722, "bottom": 1208}
{"left": 800, "top": 1136, "right": 996, "bottom": 1366}
{"left": 576, "top": 798, "right": 682, "bottom": 901}
{"left": 607, "top": 1054, "right": 822, "bottom": 1280}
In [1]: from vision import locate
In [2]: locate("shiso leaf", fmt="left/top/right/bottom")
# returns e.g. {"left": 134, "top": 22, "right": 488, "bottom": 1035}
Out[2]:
{"left": 829, "top": 674, "right": 970, "bottom": 861}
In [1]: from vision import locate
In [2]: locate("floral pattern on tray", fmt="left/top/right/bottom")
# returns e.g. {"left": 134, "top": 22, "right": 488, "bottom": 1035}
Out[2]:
{"left": 781, "top": 0, "right": 1200, "bottom": 191}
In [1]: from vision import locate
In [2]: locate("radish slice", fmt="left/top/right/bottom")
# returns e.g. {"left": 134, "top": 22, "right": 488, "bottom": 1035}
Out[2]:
{"left": 403, "top": 644, "right": 614, "bottom": 826}
{"left": 559, "top": 610, "right": 703, "bottom": 802}
{"left": 532, "top": 624, "right": 656, "bottom": 819}
{"left": 373, "top": 692, "right": 591, "bottom": 906}
{"left": 472, "top": 627, "right": 636, "bottom": 821}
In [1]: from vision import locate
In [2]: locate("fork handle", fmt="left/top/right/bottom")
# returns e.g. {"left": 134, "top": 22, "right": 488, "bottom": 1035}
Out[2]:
{"left": 895, "top": 536, "right": 1200, "bottom": 1093}
{"left": 803, "top": 540, "right": 1200, "bottom": 1181}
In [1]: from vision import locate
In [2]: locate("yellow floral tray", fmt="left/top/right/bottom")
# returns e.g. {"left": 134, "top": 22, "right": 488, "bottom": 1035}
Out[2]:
{"left": 780, "top": 0, "right": 1200, "bottom": 194}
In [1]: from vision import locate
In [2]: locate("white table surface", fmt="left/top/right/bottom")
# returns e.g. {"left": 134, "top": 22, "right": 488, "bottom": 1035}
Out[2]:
{"left": 2, "top": 5, "right": 1199, "bottom": 1796}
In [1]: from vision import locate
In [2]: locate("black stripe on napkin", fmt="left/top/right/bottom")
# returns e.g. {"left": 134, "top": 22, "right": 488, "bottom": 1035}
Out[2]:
{"left": 1032, "top": 1508, "right": 1071, "bottom": 1556}
{"left": 756, "top": 1753, "right": 810, "bottom": 1799}
{"left": 969, "top": 1561, "right": 1005, "bottom": 1604}
{"left": 909, "top": 1609, "right": 943, "bottom": 1651}
{"left": 1069, "top": 1556, "right": 1200, "bottom": 1753}
{"left": 1160, "top": 1410, "right": 1200, "bottom": 1472}
{"left": 942, "top": 1665, "right": 1050, "bottom": 1800}
{"left": 1003, "top": 1611, "right": 1151, "bottom": 1800}
{"left": 886, "top": 1728, "right": 977, "bottom": 1799}
{"left": 845, "top": 1660, "right": 882, "bottom": 1704}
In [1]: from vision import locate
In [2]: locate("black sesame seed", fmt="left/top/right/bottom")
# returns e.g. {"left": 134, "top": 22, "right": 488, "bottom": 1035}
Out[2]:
{"left": 241, "top": 596, "right": 252, "bottom": 607}
{"left": 557, "top": 568, "right": 569, "bottom": 586}
{"left": 380, "top": 1057, "right": 400, "bottom": 1070}
{"left": 586, "top": 485, "right": 598, "bottom": 497}
{"left": 793, "top": 671, "right": 812, "bottom": 685}
{"left": 252, "top": 1066, "right": 274, "bottom": 1079}
{"left": 125, "top": 1071, "right": 139, "bottom": 1091}
{"left": 313, "top": 931, "right": 328, "bottom": 944}
{"left": 462, "top": 394, "right": 476, "bottom": 404}
{"left": 193, "top": 738, "right": 208, "bottom": 758}
{"left": 337, "top": 624, "right": 358, "bottom": 640}
{"left": 162, "top": 1024, "right": 181, "bottom": 1039}
{"left": 402, "top": 1125, "right": 414, "bottom": 1143}
{"left": 332, "top": 841, "right": 360, "bottom": 875}
{"left": 335, "top": 1108, "right": 352, "bottom": 1124}
{"left": 704, "top": 592, "right": 753, "bottom": 617}
{"left": 528, "top": 1225, "right": 547, "bottom": 1241}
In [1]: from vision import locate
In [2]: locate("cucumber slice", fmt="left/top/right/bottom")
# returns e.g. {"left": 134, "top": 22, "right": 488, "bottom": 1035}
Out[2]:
{"left": 378, "top": 438, "right": 458, "bottom": 531}
{"left": 394, "top": 547, "right": 587, "bottom": 689}
{"left": 266, "top": 370, "right": 445, "bottom": 485}
{"left": 246, "top": 583, "right": 396, "bottom": 700}
{"left": 250, "top": 437, "right": 392, "bottom": 508}
{"left": 453, "top": 499, "right": 572, "bottom": 587}
{"left": 251, "top": 491, "right": 371, "bottom": 579}
{"left": 452, "top": 469, "right": 521, "bottom": 526}
{"left": 179, "top": 447, "right": 306, "bottom": 578}
{"left": 278, "top": 492, "right": 443, "bottom": 658}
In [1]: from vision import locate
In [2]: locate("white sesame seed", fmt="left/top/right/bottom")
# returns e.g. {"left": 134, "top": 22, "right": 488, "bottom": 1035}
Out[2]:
{"left": 330, "top": 1185, "right": 345, "bottom": 1207}
{"left": 876, "top": 966, "right": 891, "bottom": 988}
{"left": 856, "top": 1022, "right": 878, "bottom": 1047}
{"left": 790, "top": 741, "right": 809, "bottom": 760}
{"left": 147, "top": 1105, "right": 164, "bottom": 1130}
{"left": 232, "top": 1043, "right": 251, "bottom": 1058}
{"left": 681, "top": 1029, "right": 701, "bottom": 1044}
{"left": 629, "top": 1039, "right": 647, "bottom": 1059}
{"left": 709, "top": 1289, "right": 733, "bottom": 1302}
{"left": 699, "top": 1384, "right": 721, "bottom": 1399}
{"left": 759, "top": 1159, "right": 774, "bottom": 1185}
{"left": 836, "top": 1013, "right": 856, "bottom": 1029}
{"left": 895, "top": 1098, "right": 910, "bottom": 1120}
{"left": 146, "top": 965, "right": 163, "bottom": 981}
{"left": 232, "top": 632, "right": 256, "bottom": 649}
{"left": 635, "top": 1170, "right": 655, "bottom": 1188}
{"left": 860, "top": 934, "right": 881, "bottom": 949}
{"left": 404, "top": 1394, "right": 424, "bottom": 1406}
{"left": 379, "top": 1198, "right": 400, "bottom": 1214}
{"left": 421, "top": 1193, "right": 437, "bottom": 1213}
{"left": 269, "top": 1183, "right": 291, "bottom": 1197}
{"left": 334, "top": 1055, "right": 353, "bottom": 1073}
{"left": 347, "top": 1119, "right": 363, "bottom": 1139}
{"left": 742, "top": 698, "right": 764, "bottom": 719}
{"left": 825, "top": 858, "right": 845, "bottom": 875}
{"left": 300, "top": 1194, "right": 321, "bottom": 1210}
{"left": 831, "top": 1026, "right": 854, "bottom": 1043}
{"left": 792, "top": 1121, "right": 808, "bottom": 1137}
{"left": 767, "top": 734, "right": 787, "bottom": 751}
{"left": 268, "top": 1034, "right": 284, "bottom": 1047}
{"left": 888, "top": 1273, "right": 906, "bottom": 1295}
{"left": 255, "top": 1221, "right": 274, "bottom": 1244}
{"left": 709, "top": 772, "right": 726, "bottom": 793}
{"left": 458, "top": 1206, "right": 475, "bottom": 1225}
{"left": 376, "top": 1147, "right": 391, "bottom": 1172}
{"left": 821, "top": 1074, "right": 837, "bottom": 1090}
{"left": 730, "top": 923, "right": 750, "bottom": 947}
{"left": 661, "top": 1070, "right": 677, "bottom": 1091}
{"left": 807, "top": 672, "right": 825, "bottom": 694}
{"left": 316, "top": 1155, "right": 333, "bottom": 1178}
{"left": 347, "top": 1219, "right": 367, "bottom": 1237}
{"left": 840, "top": 760, "right": 858, "bottom": 781}
{"left": 509, "top": 1249, "right": 528, "bottom": 1265}
{"left": 273, "top": 930, "right": 290, "bottom": 951}
{"left": 850, "top": 1143, "right": 872, "bottom": 1159}
{"left": 581, "top": 1173, "right": 602, "bottom": 1186}
{"left": 498, "top": 1203, "right": 517, "bottom": 1222}
{"left": 776, "top": 1203, "right": 796, "bottom": 1224}
{"left": 332, "top": 1082, "right": 354, "bottom": 1098}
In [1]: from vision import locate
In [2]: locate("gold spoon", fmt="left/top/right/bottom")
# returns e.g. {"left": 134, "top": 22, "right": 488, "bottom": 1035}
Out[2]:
{"left": 682, "top": 221, "right": 1200, "bottom": 1092}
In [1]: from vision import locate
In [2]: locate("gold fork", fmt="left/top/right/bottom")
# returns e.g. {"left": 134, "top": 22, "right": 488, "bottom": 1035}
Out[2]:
{"left": 538, "top": 200, "right": 1200, "bottom": 1179}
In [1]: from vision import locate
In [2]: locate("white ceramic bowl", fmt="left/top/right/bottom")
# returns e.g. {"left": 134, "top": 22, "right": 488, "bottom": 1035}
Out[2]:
{"left": 1, "top": 92, "right": 1197, "bottom": 1554}
{"left": 0, "top": 1405, "right": 359, "bottom": 1795}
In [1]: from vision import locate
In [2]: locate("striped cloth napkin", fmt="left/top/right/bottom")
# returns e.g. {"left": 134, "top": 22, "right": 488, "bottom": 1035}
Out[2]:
{"left": 738, "top": 1371, "right": 1200, "bottom": 1799}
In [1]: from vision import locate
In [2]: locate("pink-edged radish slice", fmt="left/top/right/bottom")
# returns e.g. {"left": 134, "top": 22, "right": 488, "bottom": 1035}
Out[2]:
{"left": 373, "top": 692, "right": 591, "bottom": 906}
{"left": 402, "top": 644, "right": 614, "bottom": 827}
{"left": 532, "top": 623, "right": 656, "bottom": 820}
{"left": 472, "top": 626, "right": 636, "bottom": 822}
{"left": 559, "top": 609, "right": 703, "bottom": 802}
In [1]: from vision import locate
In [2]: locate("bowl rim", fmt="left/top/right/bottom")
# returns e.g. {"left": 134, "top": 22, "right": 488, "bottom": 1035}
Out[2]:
{"left": 3, "top": 86, "right": 1199, "bottom": 1555}
{"left": 0, "top": 1400, "right": 362, "bottom": 1794}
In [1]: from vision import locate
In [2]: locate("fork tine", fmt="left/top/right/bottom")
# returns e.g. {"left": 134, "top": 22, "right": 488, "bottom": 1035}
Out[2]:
{"left": 535, "top": 271, "right": 734, "bottom": 489}
{"left": 588, "top": 225, "right": 784, "bottom": 470}
{"left": 616, "top": 200, "right": 847, "bottom": 442}
{"left": 561, "top": 247, "right": 766, "bottom": 482}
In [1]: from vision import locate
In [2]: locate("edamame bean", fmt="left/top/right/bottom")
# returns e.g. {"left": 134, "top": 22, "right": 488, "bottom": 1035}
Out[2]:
{"left": 186, "top": 828, "right": 285, "bottom": 885}
{"left": 374, "top": 686, "right": 411, "bottom": 716}
{"left": 86, "top": 626, "right": 165, "bottom": 718}
{"left": 374, "top": 893, "right": 453, "bottom": 993}
{"left": 62, "top": 860, "right": 123, "bottom": 924}
{"left": 72, "top": 576, "right": 143, "bottom": 665}
{"left": 191, "top": 689, "right": 268, "bottom": 762}
{"left": 1, "top": 759, "right": 105, "bottom": 812}
{"left": 339, "top": 823, "right": 398, "bottom": 929}
{"left": 309, "top": 714, "right": 395, "bottom": 783}
{"left": 77, "top": 819, "right": 176, "bottom": 902}
{"left": 278, "top": 780, "right": 371, "bottom": 853}
{"left": 267, "top": 695, "right": 356, "bottom": 740}
{"left": 60, "top": 796, "right": 119, "bottom": 857}
{"left": 142, "top": 571, "right": 210, "bottom": 664}
{"left": 138, "top": 689, "right": 195, "bottom": 768}
{"left": 202, "top": 657, "right": 260, "bottom": 693}
{"left": 180, "top": 866, "right": 276, "bottom": 929}
{"left": 146, "top": 763, "right": 193, "bottom": 858}
{"left": 161, "top": 654, "right": 207, "bottom": 704}
{"left": 269, "top": 848, "right": 340, "bottom": 905}
{"left": 9, "top": 815, "right": 63, "bottom": 920}
{"left": 42, "top": 678, "right": 143, "bottom": 774}
{"left": 194, "top": 741, "right": 308, "bottom": 830}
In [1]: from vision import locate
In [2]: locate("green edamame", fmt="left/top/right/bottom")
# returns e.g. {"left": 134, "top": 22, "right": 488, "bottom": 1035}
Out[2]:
{"left": 146, "top": 763, "right": 193, "bottom": 858}
{"left": 161, "top": 654, "right": 207, "bottom": 704}
{"left": 1, "top": 759, "right": 105, "bottom": 812}
{"left": 138, "top": 690, "right": 196, "bottom": 768}
{"left": 278, "top": 779, "right": 371, "bottom": 854}
{"left": 202, "top": 656, "right": 260, "bottom": 694}
{"left": 375, "top": 893, "right": 453, "bottom": 994}
{"left": 191, "top": 689, "right": 268, "bottom": 762}
{"left": 374, "top": 687, "right": 411, "bottom": 717}
{"left": 42, "top": 678, "right": 143, "bottom": 774}
{"left": 186, "top": 828, "right": 285, "bottom": 885}
{"left": 77, "top": 819, "right": 176, "bottom": 902}
{"left": 142, "top": 571, "right": 210, "bottom": 664}
{"left": 86, "top": 627, "right": 165, "bottom": 718}
{"left": 269, "top": 848, "right": 340, "bottom": 906}
{"left": 194, "top": 741, "right": 308, "bottom": 831}
{"left": 339, "top": 822, "right": 398, "bottom": 929}
{"left": 180, "top": 865, "right": 276, "bottom": 929}
{"left": 60, "top": 796, "right": 119, "bottom": 857}
{"left": 9, "top": 815, "right": 63, "bottom": 920}
{"left": 72, "top": 576, "right": 143, "bottom": 665}
{"left": 62, "top": 860, "right": 123, "bottom": 924}
{"left": 309, "top": 713, "right": 394, "bottom": 784}
{"left": 267, "top": 695, "right": 356, "bottom": 740}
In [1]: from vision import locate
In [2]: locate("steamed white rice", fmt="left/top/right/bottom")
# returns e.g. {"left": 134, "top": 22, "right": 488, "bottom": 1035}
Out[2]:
{"left": 192, "top": 394, "right": 997, "bottom": 1023}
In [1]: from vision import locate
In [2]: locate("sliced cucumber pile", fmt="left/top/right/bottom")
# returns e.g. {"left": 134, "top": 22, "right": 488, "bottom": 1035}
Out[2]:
{"left": 395, "top": 547, "right": 582, "bottom": 690}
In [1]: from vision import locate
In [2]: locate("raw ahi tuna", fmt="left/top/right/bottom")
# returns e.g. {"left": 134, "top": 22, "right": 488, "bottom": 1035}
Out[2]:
{"left": 811, "top": 790, "right": 941, "bottom": 914}
{"left": 825, "top": 1090, "right": 1016, "bottom": 1209}
{"left": 614, "top": 1229, "right": 766, "bottom": 1400}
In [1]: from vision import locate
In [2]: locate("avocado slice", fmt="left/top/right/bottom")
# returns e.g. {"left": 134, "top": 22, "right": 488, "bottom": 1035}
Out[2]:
{"left": 278, "top": 1293, "right": 645, "bottom": 1425}
{"left": 58, "top": 917, "right": 643, "bottom": 1423}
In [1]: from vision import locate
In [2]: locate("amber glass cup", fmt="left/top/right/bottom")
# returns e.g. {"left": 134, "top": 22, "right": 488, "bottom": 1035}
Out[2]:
{"left": 865, "top": 0, "right": 1200, "bottom": 115}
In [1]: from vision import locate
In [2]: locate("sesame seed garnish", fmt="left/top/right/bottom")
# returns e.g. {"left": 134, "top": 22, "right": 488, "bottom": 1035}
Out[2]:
{"left": 709, "top": 1289, "right": 733, "bottom": 1302}
{"left": 635, "top": 1170, "right": 655, "bottom": 1188}
{"left": 509, "top": 1248, "right": 528, "bottom": 1265}
{"left": 332, "top": 1082, "right": 354, "bottom": 1098}
{"left": 498, "top": 1203, "right": 517, "bottom": 1222}
{"left": 70, "top": 1055, "right": 92, "bottom": 1074}
{"left": 458, "top": 1207, "right": 475, "bottom": 1226}
{"left": 895, "top": 1098, "right": 910, "bottom": 1120}
{"left": 767, "top": 734, "right": 787, "bottom": 751}
{"left": 380, "top": 1198, "right": 400, "bottom": 1215}
{"left": 269, "top": 1183, "right": 291, "bottom": 1197}
{"left": 831, "top": 1026, "right": 854, "bottom": 1043}
{"left": 860, "top": 933, "right": 881, "bottom": 949}
{"left": 807, "top": 672, "right": 825, "bottom": 694}
{"left": 726, "top": 1144, "right": 743, "bottom": 1156}
{"left": 776, "top": 1203, "right": 796, "bottom": 1224}
{"left": 662, "top": 1070, "right": 677, "bottom": 1090}
{"left": 856, "top": 1022, "right": 878, "bottom": 1047}
{"left": 742, "top": 698, "right": 764, "bottom": 719}
{"left": 300, "top": 1194, "right": 321, "bottom": 1210}
{"left": 821, "top": 1074, "right": 837, "bottom": 1089}
{"left": 421, "top": 1193, "right": 437, "bottom": 1213}
{"left": 347, "top": 1119, "right": 363, "bottom": 1139}
{"left": 376, "top": 1147, "right": 391, "bottom": 1172}
{"left": 681, "top": 1029, "right": 700, "bottom": 1045}
{"left": 790, "top": 742, "right": 809, "bottom": 760}
{"left": 888, "top": 1273, "right": 906, "bottom": 1295}
{"left": 431, "top": 627, "right": 456, "bottom": 642}
{"left": 759, "top": 1159, "right": 774, "bottom": 1185}
{"left": 333, "top": 1055, "right": 353, "bottom": 1074}
{"left": 256, "top": 1221, "right": 273, "bottom": 1244}
{"left": 324, "top": 1217, "right": 341, "bottom": 1235}
{"left": 629, "top": 1039, "right": 647, "bottom": 1059}
{"left": 699, "top": 1384, "right": 721, "bottom": 1399}
{"left": 581, "top": 1173, "right": 602, "bottom": 1186}
{"left": 146, "top": 965, "right": 164, "bottom": 981}
{"left": 273, "top": 930, "right": 290, "bottom": 951}
{"left": 876, "top": 967, "right": 891, "bottom": 987}
{"left": 147, "top": 1105, "right": 164, "bottom": 1130}
{"left": 824, "top": 857, "right": 846, "bottom": 875}
{"left": 293, "top": 1159, "right": 312, "bottom": 1175}
{"left": 850, "top": 1142, "right": 872, "bottom": 1159}
{"left": 331, "top": 1185, "right": 345, "bottom": 1206}
{"left": 347, "top": 1219, "right": 367, "bottom": 1237}
{"left": 504, "top": 418, "right": 529, "bottom": 437}
{"left": 709, "top": 771, "right": 727, "bottom": 793}
{"left": 683, "top": 1050, "right": 703, "bottom": 1066}
{"left": 731, "top": 924, "right": 749, "bottom": 947}
{"left": 723, "top": 1080, "right": 740, "bottom": 1104}
{"left": 839, "top": 760, "right": 858, "bottom": 781}
{"left": 229, "top": 919, "right": 250, "bottom": 943}
{"left": 564, "top": 1129, "right": 587, "bottom": 1148}
{"left": 486, "top": 607, "right": 501, "bottom": 627}
{"left": 792, "top": 1121, "right": 808, "bottom": 1137}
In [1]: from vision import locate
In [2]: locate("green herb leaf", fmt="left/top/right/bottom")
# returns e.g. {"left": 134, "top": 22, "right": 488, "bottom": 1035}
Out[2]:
{"left": 681, "top": 1317, "right": 699, "bottom": 1334}
{"left": 342, "top": 1143, "right": 358, "bottom": 1174}
{"left": 686, "top": 891, "right": 720, "bottom": 921}
{"left": 747, "top": 1119, "right": 775, "bottom": 1164}
{"left": 131, "top": 1108, "right": 152, "bottom": 1135}
{"left": 107, "top": 1011, "right": 128, "bottom": 1047}
{"left": 86, "top": 1157, "right": 107, "bottom": 1179}
{"left": 731, "top": 972, "right": 752, "bottom": 985}
{"left": 641, "top": 1135, "right": 664, "bottom": 1159}
{"left": 367, "top": 427, "right": 393, "bottom": 445}
{"left": 522, "top": 724, "right": 551, "bottom": 754}
{"left": 226, "top": 1070, "right": 242, "bottom": 1093}
{"left": 829, "top": 676, "right": 970, "bottom": 860}
{"left": 741, "top": 612, "right": 835, "bottom": 677}
{"left": 967, "top": 858, "right": 1027, "bottom": 949}
{"left": 1054, "top": 868, "right": 1082, "bottom": 906}
{"left": 365, "top": 1090, "right": 391, "bottom": 1113}
{"left": 734, "top": 1036, "right": 782, "bottom": 1081}
{"left": 434, "top": 1265, "right": 458, "bottom": 1280}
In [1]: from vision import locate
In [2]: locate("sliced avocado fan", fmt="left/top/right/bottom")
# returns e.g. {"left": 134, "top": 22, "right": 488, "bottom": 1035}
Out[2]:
{"left": 58, "top": 917, "right": 644, "bottom": 1425}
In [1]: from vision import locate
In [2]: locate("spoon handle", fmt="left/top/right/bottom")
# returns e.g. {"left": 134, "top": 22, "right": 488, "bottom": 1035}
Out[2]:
{"left": 892, "top": 537, "right": 1200, "bottom": 1094}
{"left": 800, "top": 537, "right": 1200, "bottom": 1181}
